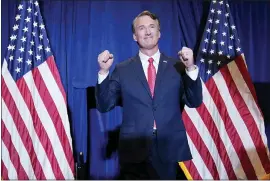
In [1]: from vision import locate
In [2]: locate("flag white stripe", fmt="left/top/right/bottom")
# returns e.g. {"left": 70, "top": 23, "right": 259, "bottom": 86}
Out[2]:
{"left": 2, "top": 141, "right": 18, "bottom": 179}
{"left": 228, "top": 61, "right": 268, "bottom": 146}
{"left": 201, "top": 78, "right": 246, "bottom": 178}
{"left": 24, "top": 71, "right": 72, "bottom": 178}
{"left": 185, "top": 106, "right": 228, "bottom": 179}
{"left": 213, "top": 70, "right": 265, "bottom": 176}
{"left": 186, "top": 134, "right": 213, "bottom": 179}
{"left": 2, "top": 60, "right": 55, "bottom": 179}
{"left": 38, "top": 62, "right": 73, "bottom": 149}
{"left": 1, "top": 100, "right": 36, "bottom": 179}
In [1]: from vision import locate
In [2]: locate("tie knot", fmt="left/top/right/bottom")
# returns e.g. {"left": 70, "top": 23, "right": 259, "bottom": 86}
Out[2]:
{"left": 148, "top": 57, "right": 154, "bottom": 64}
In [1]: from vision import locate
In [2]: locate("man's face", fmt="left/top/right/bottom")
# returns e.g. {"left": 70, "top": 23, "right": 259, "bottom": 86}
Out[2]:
{"left": 133, "top": 15, "right": 161, "bottom": 50}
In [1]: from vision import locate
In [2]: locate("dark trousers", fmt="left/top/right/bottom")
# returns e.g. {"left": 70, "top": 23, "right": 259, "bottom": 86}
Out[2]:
{"left": 118, "top": 130, "right": 187, "bottom": 180}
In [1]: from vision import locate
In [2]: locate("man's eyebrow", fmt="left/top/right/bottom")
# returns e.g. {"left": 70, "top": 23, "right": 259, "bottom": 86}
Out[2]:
{"left": 137, "top": 25, "right": 145, "bottom": 28}
{"left": 137, "top": 24, "right": 156, "bottom": 28}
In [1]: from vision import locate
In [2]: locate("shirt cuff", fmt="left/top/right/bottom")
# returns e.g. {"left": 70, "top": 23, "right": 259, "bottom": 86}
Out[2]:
{"left": 185, "top": 65, "right": 199, "bottom": 81}
{"left": 98, "top": 71, "right": 109, "bottom": 84}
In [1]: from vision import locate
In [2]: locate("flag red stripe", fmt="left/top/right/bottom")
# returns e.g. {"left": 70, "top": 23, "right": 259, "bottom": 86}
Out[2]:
{"left": 196, "top": 103, "right": 237, "bottom": 179}
{"left": 234, "top": 56, "right": 259, "bottom": 106}
{"left": 1, "top": 77, "right": 46, "bottom": 179}
{"left": 183, "top": 160, "right": 202, "bottom": 180}
{"left": 46, "top": 56, "right": 67, "bottom": 104}
{"left": 31, "top": 67, "right": 74, "bottom": 173}
{"left": 1, "top": 120, "right": 28, "bottom": 179}
{"left": 205, "top": 77, "right": 257, "bottom": 179}
{"left": 234, "top": 56, "right": 265, "bottom": 121}
{"left": 221, "top": 65, "right": 270, "bottom": 173}
{"left": 1, "top": 160, "right": 9, "bottom": 180}
{"left": 16, "top": 77, "right": 65, "bottom": 179}
{"left": 182, "top": 111, "right": 220, "bottom": 179}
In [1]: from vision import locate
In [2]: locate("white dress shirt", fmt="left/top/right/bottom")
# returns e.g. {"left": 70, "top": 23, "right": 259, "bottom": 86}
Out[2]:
{"left": 98, "top": 50, "right": 199, "bottom": 84}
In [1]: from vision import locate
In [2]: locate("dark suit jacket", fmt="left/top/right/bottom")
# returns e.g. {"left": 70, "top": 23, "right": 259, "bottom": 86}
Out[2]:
{"left": 95, "top": 53, "right": 202, "bottom": 164}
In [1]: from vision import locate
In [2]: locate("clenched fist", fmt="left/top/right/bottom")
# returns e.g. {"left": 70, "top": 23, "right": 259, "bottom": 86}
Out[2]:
{"left": 178, "top": 47, "right": 196, "bottom": 71}
{"left": 98, "top": 50, "right": 114, "bottom": 74}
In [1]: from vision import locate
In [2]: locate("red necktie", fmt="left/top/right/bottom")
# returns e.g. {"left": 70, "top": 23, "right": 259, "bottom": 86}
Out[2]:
{"left": 147, "top": 57, "right": 157, "bottom": 129}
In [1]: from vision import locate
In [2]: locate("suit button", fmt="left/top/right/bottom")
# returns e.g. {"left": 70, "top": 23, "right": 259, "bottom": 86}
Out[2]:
{"left": 153, "top": 107, "right": 157, "bottom": 111}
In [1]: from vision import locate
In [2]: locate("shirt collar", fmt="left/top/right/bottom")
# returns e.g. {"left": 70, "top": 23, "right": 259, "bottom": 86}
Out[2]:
{"left": 139, "top": 49, "right": 161, "bottom": 65}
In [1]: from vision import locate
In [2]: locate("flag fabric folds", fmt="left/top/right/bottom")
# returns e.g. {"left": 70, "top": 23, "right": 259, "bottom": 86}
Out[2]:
{"left": 181, "top": 0, "right": 270, "bottom": 179}
{"left": 1, "top": 0, "right": 74, "bottom": 179}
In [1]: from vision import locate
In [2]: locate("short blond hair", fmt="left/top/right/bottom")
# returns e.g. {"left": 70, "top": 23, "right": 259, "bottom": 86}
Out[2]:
{"left": 132, "top": 10, "right": 160, "bottom": 33}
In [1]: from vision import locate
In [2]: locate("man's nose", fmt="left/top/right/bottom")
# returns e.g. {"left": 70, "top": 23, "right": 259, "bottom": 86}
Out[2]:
{"left": 145, "top": 28, "right": 151, "bottom": 35}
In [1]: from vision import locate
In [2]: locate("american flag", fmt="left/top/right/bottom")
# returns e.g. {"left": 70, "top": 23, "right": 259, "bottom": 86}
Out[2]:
{"left": 1, "top": 1, "right": 74, "bottom": 179}
{"left": 180, "top": 0, "right": 270, "bottom": 179}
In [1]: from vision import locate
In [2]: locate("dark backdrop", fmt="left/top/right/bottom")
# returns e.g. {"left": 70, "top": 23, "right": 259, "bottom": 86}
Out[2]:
{"left": 2, "top": 0, "right": 270, "bottom": 179}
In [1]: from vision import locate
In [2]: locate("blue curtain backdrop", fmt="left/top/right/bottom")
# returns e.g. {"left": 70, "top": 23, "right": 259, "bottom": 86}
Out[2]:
{"left": 2, "top": 0, "right": 270, "bottom": 179}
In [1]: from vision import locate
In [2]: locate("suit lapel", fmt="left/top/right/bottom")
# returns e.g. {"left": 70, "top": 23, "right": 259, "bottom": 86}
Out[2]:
{"left": 132, "top": 55, "right": 152, "bottom": 98}
{"left": 132, "top": 53, "right": 169, "bottom": 100}
{"left": 153, "top": 53, "right": 169, "bottom": 100}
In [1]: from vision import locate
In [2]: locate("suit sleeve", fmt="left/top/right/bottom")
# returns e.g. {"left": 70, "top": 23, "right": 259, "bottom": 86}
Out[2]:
{"left": 181, "top": 73, "right": 203, "bottom": 108}
{"left": 95, "top": 65, "right": 121, "bottom": 113}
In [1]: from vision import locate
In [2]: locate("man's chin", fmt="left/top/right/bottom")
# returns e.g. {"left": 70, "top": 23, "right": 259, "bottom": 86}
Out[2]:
{"left": 146, "top": 45, "right": 157, "bottom": 50}
{"left": 138, "top": 42, "right": 158, "bottom": 50}
{"left": 143, "top": 44, "right": 156, "bottom": 49}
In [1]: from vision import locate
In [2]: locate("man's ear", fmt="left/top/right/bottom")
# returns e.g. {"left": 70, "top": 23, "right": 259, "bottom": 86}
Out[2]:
{"left": 133, "top": 34, "right": 137, "bottom": 42}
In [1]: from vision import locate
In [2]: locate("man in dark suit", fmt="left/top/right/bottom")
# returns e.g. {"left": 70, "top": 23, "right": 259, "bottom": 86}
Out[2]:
{"left": 95, "top": 10, "right": 202, "bottom": 179}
